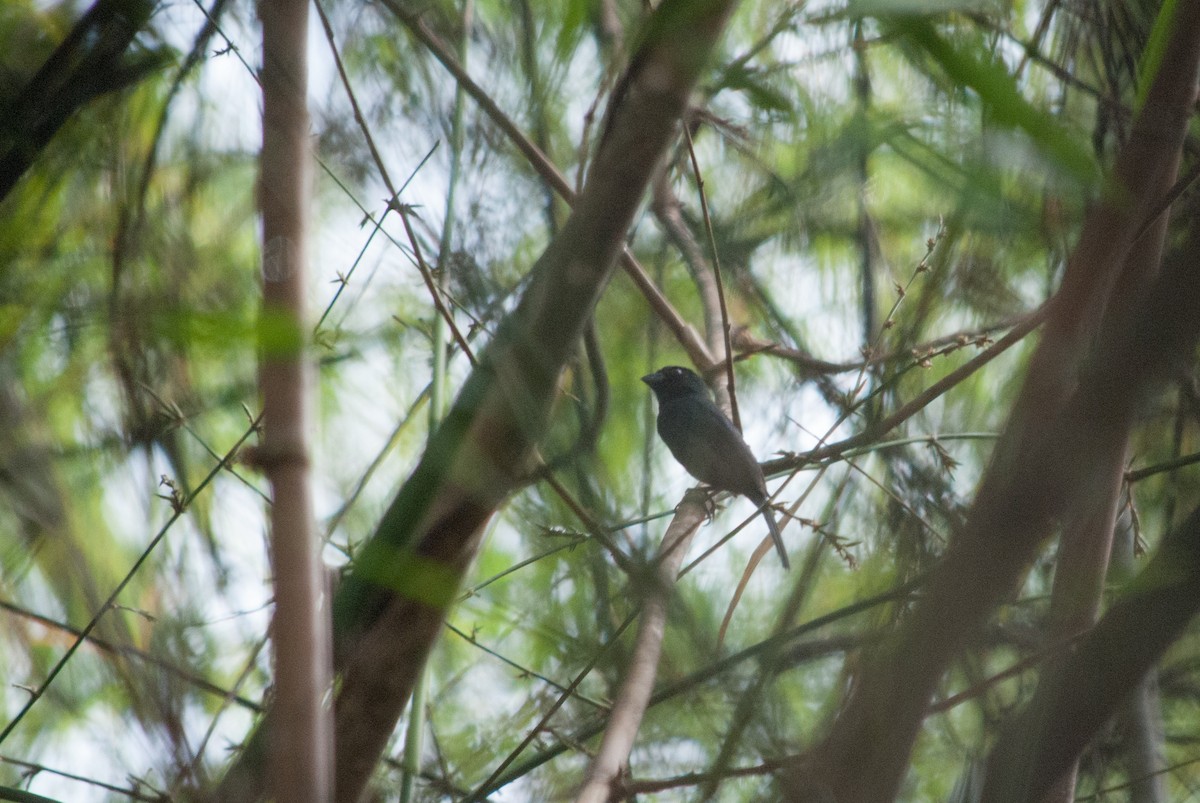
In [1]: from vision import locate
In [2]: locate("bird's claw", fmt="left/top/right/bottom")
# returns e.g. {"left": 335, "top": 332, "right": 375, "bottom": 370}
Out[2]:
{"left": 680, "top": 486, "right": 720, "bottom": 521}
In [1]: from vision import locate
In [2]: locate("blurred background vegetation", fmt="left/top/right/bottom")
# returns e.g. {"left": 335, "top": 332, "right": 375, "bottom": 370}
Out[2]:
{"left": 0, "top": 0, "right": 1196, "bottom": 799}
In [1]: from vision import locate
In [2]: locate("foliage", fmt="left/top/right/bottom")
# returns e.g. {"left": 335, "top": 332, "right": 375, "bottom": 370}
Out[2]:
{"left": 0, "top": 0, "right": 1197, "bottom": 800}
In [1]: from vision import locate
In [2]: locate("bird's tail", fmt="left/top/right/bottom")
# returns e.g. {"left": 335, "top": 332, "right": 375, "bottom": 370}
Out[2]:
{"left": 757, "top": 498, "right": 789, "bottom": 570}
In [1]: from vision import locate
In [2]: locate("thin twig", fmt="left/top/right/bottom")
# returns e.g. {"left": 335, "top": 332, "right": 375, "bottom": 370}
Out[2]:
{"left": 0, "top": 417, "right": 262, "bottom": 747}
{"left": 684, "top": 126, "right": 740, "bottom": 424}
{"left": 316, "top": 0, "right": 475, "bottom": 365}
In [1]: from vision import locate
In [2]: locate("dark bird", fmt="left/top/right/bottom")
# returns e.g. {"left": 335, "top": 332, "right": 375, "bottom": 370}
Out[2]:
{"left": 642, "top": 365, "right": 788, "bottom": 569}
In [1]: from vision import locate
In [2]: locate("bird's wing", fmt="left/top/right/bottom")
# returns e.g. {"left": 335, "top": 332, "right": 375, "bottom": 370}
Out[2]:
{"left": 659, "top": 398, "right": 765, "bottom": 497}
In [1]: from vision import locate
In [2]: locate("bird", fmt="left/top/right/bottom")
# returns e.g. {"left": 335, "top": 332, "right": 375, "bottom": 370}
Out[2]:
{"left": 642, "top": 365, "right": 788, "bottom": 569}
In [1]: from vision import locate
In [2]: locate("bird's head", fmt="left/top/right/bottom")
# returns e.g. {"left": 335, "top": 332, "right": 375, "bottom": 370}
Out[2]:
{"left": 641, "top": 365, "right": 708, "bottom": 401}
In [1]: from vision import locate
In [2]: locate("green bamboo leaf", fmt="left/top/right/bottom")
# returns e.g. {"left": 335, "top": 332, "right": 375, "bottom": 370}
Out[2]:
{"left": 886, "top": 14, "right": 1099, "bottom": 186}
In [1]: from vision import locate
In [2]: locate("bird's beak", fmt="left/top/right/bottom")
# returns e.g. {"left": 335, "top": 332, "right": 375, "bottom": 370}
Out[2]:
{"left": 641, "top": 372, "right": 658, "bottom": 385}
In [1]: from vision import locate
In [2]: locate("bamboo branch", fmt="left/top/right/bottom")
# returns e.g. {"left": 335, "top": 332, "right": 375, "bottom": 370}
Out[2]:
{"left": 258, "top": 0, "right": 332, "bottom": 798}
